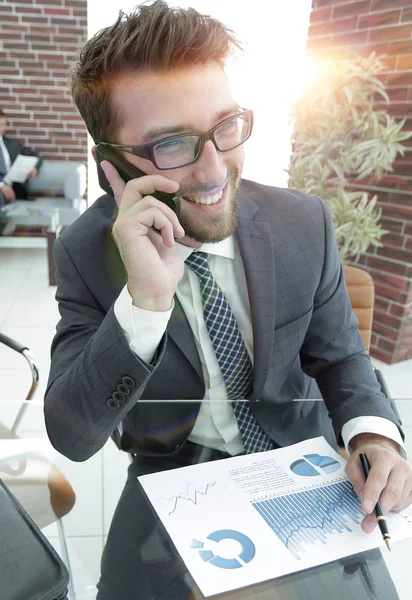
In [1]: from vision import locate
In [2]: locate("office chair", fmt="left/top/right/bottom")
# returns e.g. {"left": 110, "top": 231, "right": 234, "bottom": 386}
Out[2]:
{"left": 0, "top": 477, "right": 70, "bottom": 600}
{"left": 0, "top": 332, "right": 76, "bottom": 599}
{"left": 343, "top": 265, "right": 401, "bottom": 421}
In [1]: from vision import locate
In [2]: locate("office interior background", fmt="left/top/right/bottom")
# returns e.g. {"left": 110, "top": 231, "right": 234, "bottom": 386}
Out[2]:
{"left": 1, "top": 0, "right": 411, "bottom": 598}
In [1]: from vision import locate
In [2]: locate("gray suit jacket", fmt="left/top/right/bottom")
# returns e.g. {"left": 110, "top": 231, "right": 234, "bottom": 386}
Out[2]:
{"left": 44, "top": 180, "right": 402, "bottom": 462}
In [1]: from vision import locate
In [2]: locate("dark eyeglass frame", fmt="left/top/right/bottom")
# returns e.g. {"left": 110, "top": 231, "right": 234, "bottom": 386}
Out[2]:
{"left": 96, "top": 108, "right": 254, "bottom": 170}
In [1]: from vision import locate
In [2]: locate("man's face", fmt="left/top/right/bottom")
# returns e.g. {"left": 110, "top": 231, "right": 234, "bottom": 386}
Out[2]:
{"left": 0, "top": 118, "right": 7, "bottom": 137}
{"left": 111, "top": 63, "right": 245, "bottom": 244}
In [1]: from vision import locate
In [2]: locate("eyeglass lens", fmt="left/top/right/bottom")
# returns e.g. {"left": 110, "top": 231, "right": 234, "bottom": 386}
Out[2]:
{"left": 153, "top": 113, "right": 251, "bottom": 169}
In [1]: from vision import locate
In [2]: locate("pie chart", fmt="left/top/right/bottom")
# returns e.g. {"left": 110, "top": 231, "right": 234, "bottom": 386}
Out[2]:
{"left": 290, "top": 453, "right": 341, "bottom": 477}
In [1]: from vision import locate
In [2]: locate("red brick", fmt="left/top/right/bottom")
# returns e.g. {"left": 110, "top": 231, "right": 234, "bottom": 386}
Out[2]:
{"left": 379, "top": 56, "right": 397, "bottom": 69}
{"left": 386, "top": 70, "right": 412, "bottom": 85}
{"left": 370, "top": 346, "right": 393, "bottom": 363}
{"left": 377, "top": 336, "right": 396, "bottom": 352}
{"left": 333, "top": 1, "right": 369, "bottom": 19}
{"left": 369, "top": 24, "right": 412, "bottom": 43}
{"left": 403, "top": 8, "right": 412, "bottom": 23}
{"left": 375, "top": 283, "right": 408, "bottom": 302}
{"left": 383, "top": 87, "right": 409, "bottom": 101}
{"left": 367, "top": 255, "right": 407, "bottom": 276}
{"left": 44, "top": 8, "right": 71, "bottom": 15}
{"left": 358, "top": 10, "right": 401, "bottom": 29}
{"left": 389, "top": 40, "right": 412, "bottom": 55}
{"left": 407, "top": 89, "right": 412, "bottom": 101}
{"left": 380, "top": 218, "right": 404, "bottom": 234}
{"left": 310, "top": 16, "right": 358, "bottom": 37}
{"left": 373, "top": 320, "right": 399, "bottom": 341}
{"left": 388, "top": 192, "right": 412, "bottom": 207}
{"left": 405, "top": 236, "right": 412, "bottom": 251}
{"left": 369, "top": 269, "right": 408, "bottom": 292}
{"left": 376, "top": 245, "right": 412, "bottom": 264}
{"left": 389, "top": 303, "right": 406, "bottom": 318}
{"left": 372, "top": 0, "right": 411, "bottom": 9}
{"left": 15, "top": 6, "right": 42, "bottom": 14}
{"left": 381, "top": 232, "right": 405, "bottom": 249}
{"left": 396, "top": 55, "right": 412, "bottom": 69}
{"left": 330, "top": 30, "right": 369, "bottom": 46}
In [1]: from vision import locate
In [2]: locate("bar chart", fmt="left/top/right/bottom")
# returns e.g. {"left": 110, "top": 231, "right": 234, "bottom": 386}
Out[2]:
{"left": 253, "top": 480, "right": 365, "bottom": 560}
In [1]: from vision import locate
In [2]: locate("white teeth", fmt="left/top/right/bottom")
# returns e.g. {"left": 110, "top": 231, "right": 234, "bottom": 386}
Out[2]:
{"left": 185, "top": 189, "right": 223, "bottom": 205}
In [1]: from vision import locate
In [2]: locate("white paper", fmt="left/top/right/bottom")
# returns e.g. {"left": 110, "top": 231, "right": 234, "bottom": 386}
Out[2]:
{"left": 138, "top": 436, "right": 412, "bottom": 598}
{"left": 4, "top": 154, "right": 38, "bottom": 184}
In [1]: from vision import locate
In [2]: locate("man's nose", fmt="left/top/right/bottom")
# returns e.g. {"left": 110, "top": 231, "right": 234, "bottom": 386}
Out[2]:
{"left": 192, "top": 139, "right": 226, "bottom": 184}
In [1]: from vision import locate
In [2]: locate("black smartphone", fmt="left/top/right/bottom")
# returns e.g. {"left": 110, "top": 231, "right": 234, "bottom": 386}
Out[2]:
{"left": 94, "top": 143, "right": 180, "bottom": 218}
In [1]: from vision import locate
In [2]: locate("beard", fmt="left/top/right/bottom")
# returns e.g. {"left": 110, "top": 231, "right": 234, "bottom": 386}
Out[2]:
{"left": 178, "top": 167, "right": 241, "bottom": 244}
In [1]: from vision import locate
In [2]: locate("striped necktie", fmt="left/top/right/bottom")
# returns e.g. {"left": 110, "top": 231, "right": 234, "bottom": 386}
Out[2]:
{"left": 185, "top": 251, "right": 274, "bottom": 454}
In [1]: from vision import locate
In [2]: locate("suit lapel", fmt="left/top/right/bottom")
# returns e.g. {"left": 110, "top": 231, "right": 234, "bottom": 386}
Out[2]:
{"left": 236, "top": 189, "right": 276, "bottom": 401}
{"left": 167, "top": 295, "right": 204, "bottom": 380}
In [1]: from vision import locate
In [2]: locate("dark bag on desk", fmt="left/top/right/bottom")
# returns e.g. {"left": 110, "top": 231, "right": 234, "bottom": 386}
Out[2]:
{"left": 0, "top": 478, "right": 69, "bottom": 600}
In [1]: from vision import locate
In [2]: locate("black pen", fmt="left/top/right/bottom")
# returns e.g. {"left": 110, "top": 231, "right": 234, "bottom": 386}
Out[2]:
{"left": 359, "top": 452, "right": 391, "bottom": 551}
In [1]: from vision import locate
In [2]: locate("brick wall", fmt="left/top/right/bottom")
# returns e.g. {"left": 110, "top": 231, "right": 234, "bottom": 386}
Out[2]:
{"left": 307, "top": 0, "right": 412, "bottom": 364}
{"left": 0, "top": 0, "right": 87, "bottom": 162}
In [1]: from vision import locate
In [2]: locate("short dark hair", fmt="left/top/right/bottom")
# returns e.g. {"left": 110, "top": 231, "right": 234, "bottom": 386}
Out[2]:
{"left": 69, "top": 0, "right": 242, "bottom": 143}
{"left": 0, "top": 110, "right": 6, "bottom": 118}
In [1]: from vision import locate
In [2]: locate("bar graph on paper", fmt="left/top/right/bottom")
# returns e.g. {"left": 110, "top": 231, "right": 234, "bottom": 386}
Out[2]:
{"left": 253, "top": 480, "right": 366, "bottom": 560}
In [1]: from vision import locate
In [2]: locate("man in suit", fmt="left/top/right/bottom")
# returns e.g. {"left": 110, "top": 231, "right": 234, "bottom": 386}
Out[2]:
{"left": 44, "top": 2, "right": 411, "bottom": 598}
{"left": 0, "top": 108, "right": 43, "bottom": 206}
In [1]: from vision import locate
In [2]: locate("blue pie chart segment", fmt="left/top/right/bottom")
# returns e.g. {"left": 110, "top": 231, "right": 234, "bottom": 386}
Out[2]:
{"left": 290, "top": 454, "right": 341, "bottom": 477}
{"left": 290, "top": 459, "right": 319, "bottom": 477}
{"left": 305, "top": 454, "right": 341, "bottom": 474}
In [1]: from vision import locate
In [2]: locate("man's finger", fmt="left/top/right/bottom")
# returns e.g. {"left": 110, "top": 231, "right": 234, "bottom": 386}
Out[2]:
{"left": 379, "top": 467, "right": 409, "bottom": 514}
{"left": 392, "top": 477, "right": 412, "bottom": 512}
{"left": 361, "top": 460, "right": 392, "bottom": 514}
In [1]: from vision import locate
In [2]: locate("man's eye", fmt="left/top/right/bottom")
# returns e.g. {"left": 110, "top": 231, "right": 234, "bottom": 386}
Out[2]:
{"left": 156, "top": 138, "right": 192, "bottom": 154}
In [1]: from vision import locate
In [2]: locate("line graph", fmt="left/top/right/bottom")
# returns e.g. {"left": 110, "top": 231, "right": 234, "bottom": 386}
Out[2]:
{"left": 253, "top": 480, "right": 365, "bottom": 560}
{"left": 159, "top": 481, "right": 217, "bottom": 515}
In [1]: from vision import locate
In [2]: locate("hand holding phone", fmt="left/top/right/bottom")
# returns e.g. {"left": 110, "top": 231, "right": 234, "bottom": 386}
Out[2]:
{"left": 96, "top": 146, "right": 185, "bottom": 312}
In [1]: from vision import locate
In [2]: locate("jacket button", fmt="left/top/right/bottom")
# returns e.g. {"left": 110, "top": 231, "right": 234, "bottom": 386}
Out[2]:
{"left": 112, "top": 391, "right": 125, "bottom": 403}
{"left": 122, "top": 376, "right": 135, "bottom": 389}
{"left": 107, "top": 398, "right": 120, "bottom": 409}
{"left": 117, "top": 383, "right": 129, "bottom": 396}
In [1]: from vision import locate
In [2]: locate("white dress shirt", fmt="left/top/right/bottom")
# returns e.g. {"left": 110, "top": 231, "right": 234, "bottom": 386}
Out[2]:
{"left": 0, "top": 136, "right": 11, "bottom": 188}
{"left": 114, "top": 235, "right": 405, "bottom": 456}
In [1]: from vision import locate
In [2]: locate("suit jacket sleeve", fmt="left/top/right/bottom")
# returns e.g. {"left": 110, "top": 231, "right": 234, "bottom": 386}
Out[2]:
{"left": 44, "top": 236, "right": 167, "bottom": 461}
{"left": 299, "top": 197, "right": 403, "bottom": 444}
{"left": 6, "top": 137, "right": 43, "bottom": 172}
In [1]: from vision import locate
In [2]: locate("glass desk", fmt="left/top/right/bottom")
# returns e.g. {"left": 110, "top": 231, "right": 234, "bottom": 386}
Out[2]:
{"left": 0, "top": 399, "right": 411, "bottom": 600}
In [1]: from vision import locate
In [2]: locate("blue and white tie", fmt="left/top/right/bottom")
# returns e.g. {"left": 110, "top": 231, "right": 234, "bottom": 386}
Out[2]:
{"left": 185, "top": 251, "right": 273, "bottom": 454}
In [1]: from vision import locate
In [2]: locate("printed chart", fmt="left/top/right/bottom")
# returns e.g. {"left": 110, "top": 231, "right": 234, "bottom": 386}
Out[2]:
{"left": 290, "top": 454, "right": 341, "bottom": 477}
{"left": 159, "top": 481, "right": 217, "bottom": 516}
{"left": 253, "top": 480, "right": 365, "bottom": 560}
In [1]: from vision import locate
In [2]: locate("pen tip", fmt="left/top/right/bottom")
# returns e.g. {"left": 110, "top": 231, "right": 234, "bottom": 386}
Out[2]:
{"left": 385, "top": 538, "right": 392, "bottom": 552}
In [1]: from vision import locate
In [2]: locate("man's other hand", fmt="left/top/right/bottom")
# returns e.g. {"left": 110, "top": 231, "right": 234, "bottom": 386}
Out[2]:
{"left": 27, "top": 168, "right": 38, "bottom": 179}
{"left": 1, "top": 184, "right": 16, "bottom": 202}
{"left": 346, "top": 433, "right": 412, "bottom": 533}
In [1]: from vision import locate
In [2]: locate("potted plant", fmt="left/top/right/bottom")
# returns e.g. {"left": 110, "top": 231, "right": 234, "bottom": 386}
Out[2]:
{"left": 287, "top": 53, "right": 411, "bottom": 263}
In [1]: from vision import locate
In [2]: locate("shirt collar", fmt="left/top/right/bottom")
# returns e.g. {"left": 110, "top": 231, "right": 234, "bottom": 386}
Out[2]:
{"left": 176, "top": 235, "right": 234, "bottom": 261}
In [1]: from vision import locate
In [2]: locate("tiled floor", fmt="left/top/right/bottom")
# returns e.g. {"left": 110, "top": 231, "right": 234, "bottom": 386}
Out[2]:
{"left": 0, "top": 243, "right": 411, "bottom": 599}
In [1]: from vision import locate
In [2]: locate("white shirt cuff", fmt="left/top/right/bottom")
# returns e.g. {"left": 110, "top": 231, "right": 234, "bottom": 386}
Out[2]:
{"left": 113, "top": 285, "right": 174, "bottom": 364}
{"left": 341, "top": 416, "right": 406, "bottom": 459}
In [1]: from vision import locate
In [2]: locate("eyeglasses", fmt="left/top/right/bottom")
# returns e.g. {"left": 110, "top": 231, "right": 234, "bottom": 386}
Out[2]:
{"left": 97, "top": 109, "right": 254, "bottom": 170}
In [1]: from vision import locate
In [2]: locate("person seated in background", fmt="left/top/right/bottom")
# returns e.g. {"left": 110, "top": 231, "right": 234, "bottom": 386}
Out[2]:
{"left": 0, "top": 108, "right": 43, "bottom": 207}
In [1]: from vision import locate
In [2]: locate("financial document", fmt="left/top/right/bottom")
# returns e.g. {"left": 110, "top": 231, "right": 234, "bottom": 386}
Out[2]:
{"left": 138, "top": 437, "right": 412, "bottom": 598}
{"left": 4, "top": 154, "right": 38, "bottom": 184}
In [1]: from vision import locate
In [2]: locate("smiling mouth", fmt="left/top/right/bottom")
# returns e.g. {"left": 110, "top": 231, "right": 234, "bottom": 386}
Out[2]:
{"left": 182, "top": 183, "right": 226, "bottom": 206}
